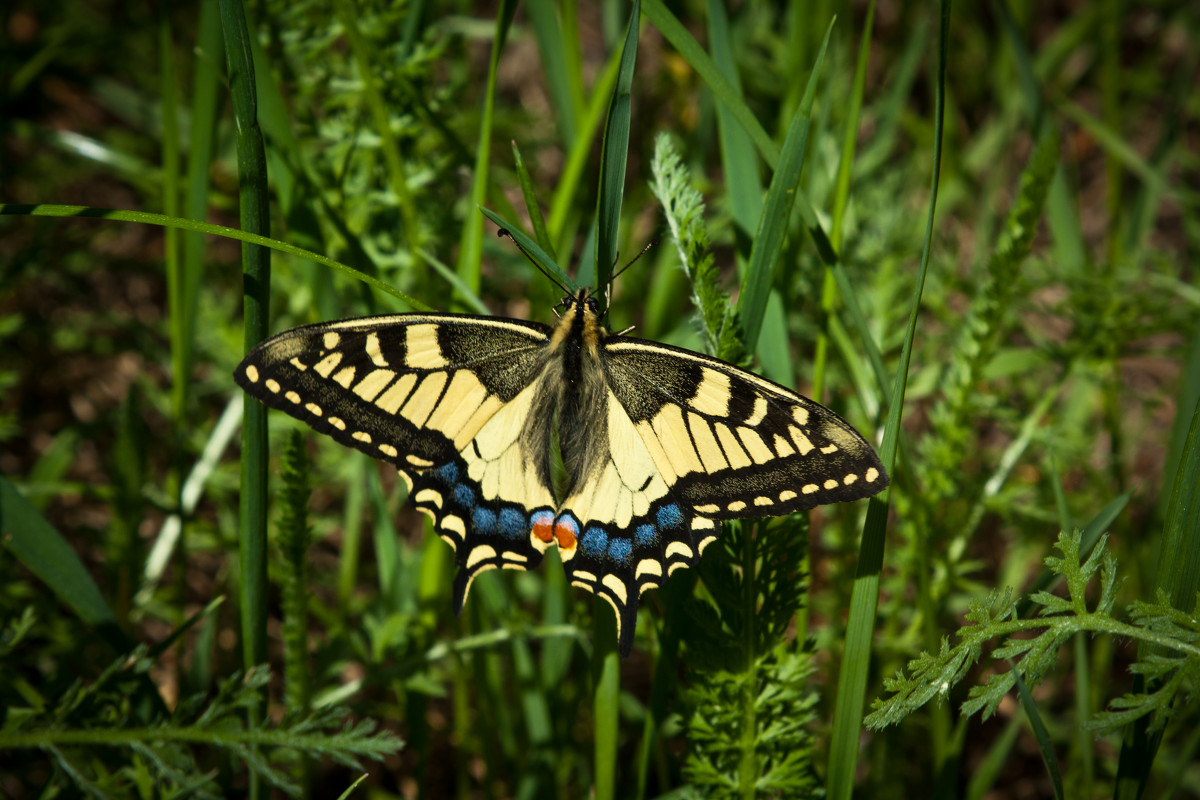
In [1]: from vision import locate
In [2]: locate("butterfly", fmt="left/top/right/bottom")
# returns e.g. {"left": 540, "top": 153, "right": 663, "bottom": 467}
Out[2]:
{"left": 235, "top": 250, "right": 888, "bottom": 656}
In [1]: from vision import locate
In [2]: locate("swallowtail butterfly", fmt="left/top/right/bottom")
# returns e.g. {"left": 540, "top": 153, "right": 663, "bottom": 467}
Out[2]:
{"left": 236, "top": 252, "right": 888, "bottom": 655}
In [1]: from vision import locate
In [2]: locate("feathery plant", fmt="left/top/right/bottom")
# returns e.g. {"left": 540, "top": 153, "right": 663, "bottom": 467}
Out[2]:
{"left": 649, "top": 133, "right": 746, "bottom": 367}
{"left": 868, "top": 528, "right": 1199, "bottom": 735}
{"left": 0, "top": 637, "right": 400, "bottom": 798}
{"left": 652, "top": 132, "right": 819, "bottom": 798}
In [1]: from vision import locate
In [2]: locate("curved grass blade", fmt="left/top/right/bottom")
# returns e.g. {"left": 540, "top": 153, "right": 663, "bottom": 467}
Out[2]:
{"left": 480, "top": 207, "right": 574, "bottom": 292}
{"left": 0, "top": 204, "right": 428, "bottom": 310}
{"left": 511, "top": 140, "right": 556, "bottom": 262}
{"left": 456, "top": 0, "right": 518, "bottom": 296}
{"left": 1013, "top": 663, "right": 1065, "bottom": 800}
{"left": 593, "top": 0, "right": 641, "bottom": 300}
{"left": 736, "top": 20, "right": 832, "bottom": 352}
{"left": 826, "top": 3, "right": 950, "bottom": 798}
{"left": 0, "top": 476, "right": 127, "bottom": 650}
{"left": 219, "top": 3, "right": 271, "bottom": 793}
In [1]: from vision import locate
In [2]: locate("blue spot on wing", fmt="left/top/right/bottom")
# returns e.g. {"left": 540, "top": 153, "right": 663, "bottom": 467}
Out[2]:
{"left": 607, "top": 538, "right": 632, "bottom": 565}
{"left": 473, "top": 507, "right": 497, "bottom": 534}
{"left": 580, "top": 527, "right": 609, "bottom": 559}
{"left": 454, "top": 483, "right": 475, "bottom": 508}
{"left": 498, "top": 508, "right": 525, "bottom": 539}
{"left": 436, "top": 462, "right": 459, "bottom": 484}
{"left": 635, "top": 524, "right": 658, "bottom": 550}
{"left": 657, "top": 503, "right": 684, "bottom": 529}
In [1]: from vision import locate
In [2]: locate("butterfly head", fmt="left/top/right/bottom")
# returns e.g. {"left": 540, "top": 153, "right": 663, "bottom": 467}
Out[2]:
{"left": 549, "top": 287, "right": 607, "bottom": 352}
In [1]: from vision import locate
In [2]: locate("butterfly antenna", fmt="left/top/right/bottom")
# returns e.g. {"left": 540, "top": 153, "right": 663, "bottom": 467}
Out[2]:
{"left": 497, "top": 228, "right": 572, "bottom": 296}
{"left": 602, "top": 238, "right": 658, "bottom": 320}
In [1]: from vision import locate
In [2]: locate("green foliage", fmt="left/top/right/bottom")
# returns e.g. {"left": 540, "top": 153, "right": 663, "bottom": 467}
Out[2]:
{"left": 653, "top": 135, "right": 819, "bottom": 796}
{"left": 0, "top": 641, "right": 401, "bottom": 798}
{"left": 681, "top": 521, "right": 820, "bottom": 799}
{"left": 3, "top": 1, "right": 1197, "bottom": 797}
{"left": 868, "top": 530, "right": 1199, "bottom": 736}
{"left": 277, "top": 430, "right": 313, "bottom": 715}
{"left": 921, "top": 126, "right": 1062, "bottom": 509}
{"left": 649, "top": 133, "right": 736, "bottom": 362}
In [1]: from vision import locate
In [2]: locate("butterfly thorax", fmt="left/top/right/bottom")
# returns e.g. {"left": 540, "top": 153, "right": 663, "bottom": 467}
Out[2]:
{"left": 542, "top": 288, "right": 611, "bottom": 504}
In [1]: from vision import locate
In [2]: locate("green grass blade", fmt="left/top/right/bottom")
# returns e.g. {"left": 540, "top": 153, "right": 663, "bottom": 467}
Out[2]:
{"left": 590, "top": 7, "right": 640, "bottom": 795}
{"left": 0, "top": 204, "right": 427, "bottom": 309}
{"left": 526, "top": 0, "right": 579, "bottom": 145}
{"left": 219, "top": 3, "right": 272, "bottom": 794}
{"left": 547, "top": 47, "right": 622, "bottom": 245}
{"left": 965, "top": 716, "right": 1023, "bottom": 800}
{"left": 480, "top": 207, "right": 573, "bottom": 291}
{"left": 826, "top": 3, "right": 950, "bottom": 798}
{"left": 511, "top": 140, "right": 556, "bottom": 262}
{"left": 829, "top": 0, "right": 875, "bottom": 248}
{"left": 706, "top": 0, "right": 760, "bottom": 248}
{"left": 456, "top": 0, "right": 518, "bottom": 296}
{"left": 0, "top": 475, "right": 126, "bottom": 649}
{"left": 1013, "top": 664, "right": 1065, "bottom": 800}
{"left": 592, "top": 599, "right": 620, "bottom": 800}
{"left": 159, "top": 11, "right": 182, "bottom": 420}
{"left": 1155, "top": 390, "right": 1200, "bottom": 614}
{"left": 813, "top": 1, "right": 875, "bottom": 400}
{"left": 593, "top": 0, "right": 640, "bottom": 298}
{"left": 736, "top": 20, "right": 832, "bottom": 352}
{"left": 414, "top": 246, "right": 490, "bottom": 315}
{"left": 993, "top": 0, "right": 1043, "bottom": 125}
{"left": 1162, "top": 324, "right": 1200, "bottom": 517}
{"left": 642, "top": 0, "right": 777, "bottom": 169}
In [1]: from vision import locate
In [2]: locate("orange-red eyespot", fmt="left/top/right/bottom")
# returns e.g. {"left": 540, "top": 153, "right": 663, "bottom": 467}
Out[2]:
{"left": 531, "top": 510, "right": 555, "bottom": 544}
{"left": 554, "top": 519, "right": 578, "bottom": 550}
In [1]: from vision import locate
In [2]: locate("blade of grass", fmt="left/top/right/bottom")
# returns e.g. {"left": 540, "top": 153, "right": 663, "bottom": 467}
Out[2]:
{"left": 826, "top": 3, "right": 949, "bottom": 798}
{"left": 546, "top": 47, "right": 622, "bottom": 246}
{"left": 219, "top": 2, "right": 271, "bottom": 794}
{"left": 480, "top": 207, "right": 573, "bottom": 290}
{"left": 0, "top": 204, "right": 427, "bottom": 310}
{"left": 0, "top": 476, "right": 127, "bottom": 650}
{"left": 1013, "top": 663, "right": 1065, "bottom": 800}
{"left": 706, "top": 0, "right": 761, "bottom": 257}
{"left": 593, "top": 0, "right": 640, "bottom": 298}
{"left": 965, "top": 715, "right": 1023, "bottom": 800}
{"left": 643, "top": 0, "right": 776, "bottom": 169}
{"left": 736, "top": 20, "right": 832, "bottom": 352}
{"left": 159, "top": 11, "right": 182, "bottom": 421}
{"left": 1153, "top": 387, "right": 1200, "bottom": 608}
{"left": 456, "top": 0, "right": 518, "bottom": 297}
{"left": 180, "top": 0, "right": 222, "bottom": 414}
{"left": 511, "top": 141, "right": 556, "bottom": 262}
{"left": 814, "top": 0, "right": 875, "bottom": 402}
{"left": 526, "top": 0, "right": 580, "bottom": 146}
